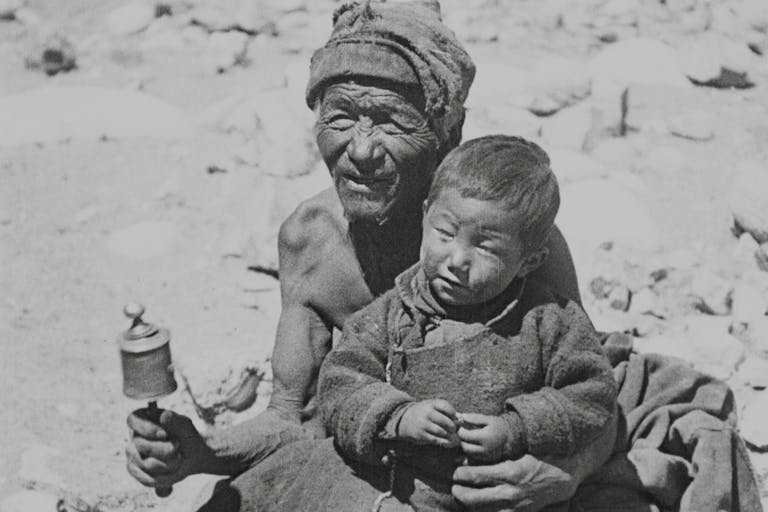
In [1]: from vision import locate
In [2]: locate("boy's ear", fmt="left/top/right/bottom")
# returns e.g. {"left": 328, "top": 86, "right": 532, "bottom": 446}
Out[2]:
{"left": 519, "top": 247, "right": 549, "bottom": 277}
{"left": 422, "top": 199, "right": 429, "bottom": 216}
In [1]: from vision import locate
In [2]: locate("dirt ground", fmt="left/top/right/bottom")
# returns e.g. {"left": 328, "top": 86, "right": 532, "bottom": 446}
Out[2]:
{"left": 1, "top": 0, "right": 768, "bottom": 510}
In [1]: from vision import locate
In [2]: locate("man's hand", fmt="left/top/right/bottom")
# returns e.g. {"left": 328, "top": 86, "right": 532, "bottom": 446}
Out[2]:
{"left": 126, "top": 408, "right": 214, "bottom": 489}
{"left": 397, "top": 399, "right": 460, "bottom": 448}
{"left": 457, "top": 413, "right": 511, "bottom": 463}
{"left": 451, "top": 455, "right": 576, "bottom": 512}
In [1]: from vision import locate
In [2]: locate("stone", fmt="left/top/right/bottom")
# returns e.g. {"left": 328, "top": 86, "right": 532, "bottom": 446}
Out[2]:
{"left": 545, "top": 148, "right": 607, "bottom": 185}
{"left": 689, "top": 268, "right": 733, "bottom": 316}
{"left": 733, "top": 358, "right": 768, "bottom": 390}
{"left": 526, "top": 55, "right": 591, "bottom": 116}
{"left": 608, "top": 284, "right": 631, "bottom": 311}
{"left": 204, "top": 31, "right": 249, "bottom": 73}
{"left": 1, "top": 491, "right": 59, "bottom": 512}
{"left": 106, "top": 1, "right": 155, "bottom": 36}
{"left": 0, "top": 86, "right": 192, "bottom": 147}
{"left": 107, "top": 221, "right": 178, "bottom": 260}
{"left": 640, "top": 145, "right": 686, "bottom": 173}
{"left": 0, "top": 0, "right": 23, "bottom": 20}
{"left": 740, "top": 392, "right": 768, "bottom": 451}
{"left": 588, "top": 137, "right": 638, "bottom": 170}
{"left": 24, "top": 33, "right": 77, "bottom": 76}
{"left": 729, "top": 161, "right": 768, "bottom": 244}
{"left": 13, "top": 6, "right": 40, "bottom": 26}
{"left": 739, "top": 316, "right": 768, "bottom": 358}
{"left": 634, "top": 316, "right": 744, "bottom": 380}
{"left": 558, "top": 178, "right": 660, "bottom": 272}
{"left": 589, "top": 38, "right": 690, "bottom": 102}
{"left": 462, "top": 102, "right": 542, "bottom": 141}
{"left": 541, "top": 103, "right": 593, "bottom": 151}
{"left": 731, "top": 283, "right": 767, "bottom": 323}
{"left": 757, "top": 243, "right": 768, "bottom": 272}
{"left": 678, "top": 32, "right": 756, "bottom": 89}
{"left": 629, "top": 286, "right": 659, "bottom": 316}
{"left": 189, "top": 5, "right": 232, "bottom": 31}
{"left": 737, "top": 0, "right": 768, "bottom": 33}
{"left": 665, "top": 112, "right": 715, "bottom": 141}
{"left": 624, "top": 83, "right": 708, "bottom": 135}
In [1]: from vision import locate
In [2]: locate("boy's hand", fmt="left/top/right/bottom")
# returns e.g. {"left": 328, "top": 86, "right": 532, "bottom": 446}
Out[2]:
{"left": 457, "top": 413, "right": 512, "bottom": 463}
{"left": 397, "top": 399, "right": 459, "bottom": 448}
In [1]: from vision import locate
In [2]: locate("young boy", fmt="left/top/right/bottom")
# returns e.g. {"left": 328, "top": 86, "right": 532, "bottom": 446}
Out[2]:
{"left": 318, "top": 135, "right": 617, "bottom": 511}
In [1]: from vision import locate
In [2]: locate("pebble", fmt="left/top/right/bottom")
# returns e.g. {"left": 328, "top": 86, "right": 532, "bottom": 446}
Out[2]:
{"left": 204, "top": 31, "right": 249, "bottom": 73}
{"left": 628, "top": 286, "right": 658, "bottom": 316}
{"left": 0, "top": 86, "right": 192, "bottom": 147}
{"left": 13, "top": 6, "right": 39, "bottom": 26}
{"left": 641, "top": 145, "right": 686, "bottom": 173}
{"left": 462, "top": 102, "right": 542, "bottom": 141}
{"left": 0, "top": 0, "right": 22, "bottom": 20}
{"left": 739, "top": 317, "right": 768, "bottom": 358}
{"left": 106, "top": 1, "right": 155, "bottom": 36}
{"left": 678, "top": 32, "right": 756, "bottom": 88}
{"left": 0, "top": 491, "right": 59, "bottom": 512}
{"left": 540, "top": 103, "right": 593, "bottom": 151}
{"left": 737, "top": 0, "right": 768, "bottom": 33}
{"left": 731, "top": 283, "right": 767, "bottom": 323}
{"left": 558, "top": 178, "right": 660, "bottom": 270}
{"left": 665, "top": 112, "right": 715, "bottom": 141}
{"left": 546, "top": 148, "right": 607, "bottom": 185}
{"left": 740, "top": 392, "right": 768, "bottom": 451}
{"left": 729, "top": 161, "right": 768, "bottom": 244}
{"left": 106, "top": 221, "right": 178, "bottom": 260}
{"left": 25, "top": 33, "right": 77, "bottom": 76}
{"left": 689, "top": 269, "right": 733, "bottom": 316}
{"left": 608, "top": 284, "right": 631, "bottom": 312}
{"left": 757, "top": 243, "right": 768, "bottom": 272}
{"left": 589, "top": 38, "right": 690, "bottom": 102}
{"left": 526, "top": 55, "right": 591, "bottom": 116}
{"left": 588, "top": 137, "right": 637, "bottom": 170}
{"left": 732, "top": 358, "right": 768, "bottom": 390}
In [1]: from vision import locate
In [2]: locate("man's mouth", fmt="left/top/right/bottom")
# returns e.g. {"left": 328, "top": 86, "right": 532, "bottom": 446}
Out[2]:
{"left": 341, "top": 173, "right": 394, "bottom": 191}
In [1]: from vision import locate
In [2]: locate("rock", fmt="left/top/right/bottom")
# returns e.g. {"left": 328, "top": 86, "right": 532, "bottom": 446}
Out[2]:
{"left": 24, "top": 33, "right": 77, "bottom": 76}
{"left": 107, "top": 221, "right": 178, "bottom": 260}
{"left": 13, "top": 6, "right": 40, "bottom": 26}
{"left": 689, "top": 269, "right": 733, "bottom": 316}
{"left": 629, "top": 286, "right": 659, "bottom": 316}
{"left": 590, "top": 276, "right": 616, "bottom": 300}
{"left": 678, "top": 32, "right": 756, "bottom": 89}
{"left": 0, "top": 0, "right": 23, "bottom": 20}
{"left": 0, "top": 85, "right": 192, "bottom": 147}
{"left": 546, "top": 148, "right": 607, "bottom": 185}
{"left": 558, "top": 178, "right": 660, "bottom": 272}
{"left": 737, "top": 0, "right": 768, "bottom": 33}
{"left": 608, "top": 284, "right": 631, "bottom": 311}
{"left": 106, "top": 1, "right": 155, "bottom": 36}
{"left": 588, "top": 137, "right": 638, "bottom": 169}
{"left": 729, "top": 161, "right": 768, "bottom": 244}
{"left": 526, "top": 55, "right": 591, "bottom": 116}
{"left": 624, "top": 83, "right": 709, "bottom": 135}
{"left": 640, "top": 145, "right": 686, "bottom": 173}
{"left": 738, "top": 316, "right": 768, "bottom": 358}
{"left": 634, "top": 316, "right": 744, "bottom": 380}
{"left": 665, "top": 112, "right": 715, "bottom": 141}
{"left": 740, "top": 392, "right": 768, "bottom": 451}
{"left": 463, "top": 102, "right": 542, "bottom": 141}
{"left": 732, "top": 358, "right": 768, "bottom": 390}
{"left": 140, "top": 27, "right": 186, "bottom": 52}
{"left": 540, "top": 103, "right": 593, "bottom": 151}
{"left": 204, "top": 31, "right": 249, "bottom": 73}
{"left": 757, "top": 243, "right": 768, "bottom": 272}
{"left": 190, "top": 5, "right": 232, "bottom": 31}
{"left": 589, "top": 38, "right": 690, "bottom": 102}
{"left": 1, "top": 491, "right": 59, "bottom": 512}
{"left": 731, "top": 283, "right": 767, "bottom": 323}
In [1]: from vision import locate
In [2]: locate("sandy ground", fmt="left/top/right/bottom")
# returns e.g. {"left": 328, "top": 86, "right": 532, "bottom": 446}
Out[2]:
{"left": 1, "top": 0, "right": 768, "bottom": 510}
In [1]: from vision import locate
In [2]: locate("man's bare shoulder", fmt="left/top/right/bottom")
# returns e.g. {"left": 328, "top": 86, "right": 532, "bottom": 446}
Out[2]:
{"left": 278, "top": 188, "right": 348, "bottom": 258}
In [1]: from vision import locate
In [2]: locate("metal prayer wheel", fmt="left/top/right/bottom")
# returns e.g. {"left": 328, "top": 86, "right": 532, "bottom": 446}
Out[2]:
{"left": 117, "top": 302, "right": 177, "bottom": 401}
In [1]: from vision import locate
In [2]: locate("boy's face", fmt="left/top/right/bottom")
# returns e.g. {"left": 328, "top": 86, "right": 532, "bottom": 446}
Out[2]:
{"left": 420, "top": 188, "right": 547, "bottom": 307}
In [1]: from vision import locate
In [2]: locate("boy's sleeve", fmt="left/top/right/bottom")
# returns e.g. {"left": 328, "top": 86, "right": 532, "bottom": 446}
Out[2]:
{"left": 318, "top": 293, "right": 413, "bottom": 466}
{"left": 501, "top": 301, "right": 617, "bottom": 458}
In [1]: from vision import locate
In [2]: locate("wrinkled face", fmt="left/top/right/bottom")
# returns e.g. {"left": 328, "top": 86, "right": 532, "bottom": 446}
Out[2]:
{"left": 421, "top": 189, "right": 545, "bottom": 306}
{"left": 314, "top": 82, "right": 441, "bottom": 223}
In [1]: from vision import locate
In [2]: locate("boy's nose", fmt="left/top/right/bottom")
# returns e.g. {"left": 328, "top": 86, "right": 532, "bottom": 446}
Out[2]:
{"left": 447, "top": 246, "right": 471, "bottom": 274}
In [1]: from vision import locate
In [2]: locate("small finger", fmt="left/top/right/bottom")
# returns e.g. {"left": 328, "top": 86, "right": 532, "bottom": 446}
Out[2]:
{"left": 456, "top": 413, "right": 491, "bottom": 429}
{"left": 457, "top": 426, "right": 487, "bottom": 443}
{"left": 428, "top": 412, "right": 458, "bottom": 434}
{"left": 452, "top": 460, "right": 517, "bottom": 485}
{"left": 126, "top": 459, "right": 157, "bottom": 487}
{"left": 430, "top": 399, "right": 457, "bottom": 419}
{"left": 133, "top": 437, "right": 178, "bottom": 460}
{"left": 451, "top": 483, "right": 522, "bottom": 507}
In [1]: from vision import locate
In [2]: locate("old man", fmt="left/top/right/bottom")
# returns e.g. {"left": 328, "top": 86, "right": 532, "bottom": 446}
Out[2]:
{"left": 127, "top": 2, "right": 760, "bottom": 510}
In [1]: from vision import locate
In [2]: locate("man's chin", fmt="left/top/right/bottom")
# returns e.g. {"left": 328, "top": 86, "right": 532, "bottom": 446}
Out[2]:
{"left": 338, "top": 193, "right": 393, "bottom": 224}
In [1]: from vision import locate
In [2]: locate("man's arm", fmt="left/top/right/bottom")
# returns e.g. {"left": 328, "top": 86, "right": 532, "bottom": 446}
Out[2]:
{"left": 530, "top": 225, "right": 581, "bottom": 305}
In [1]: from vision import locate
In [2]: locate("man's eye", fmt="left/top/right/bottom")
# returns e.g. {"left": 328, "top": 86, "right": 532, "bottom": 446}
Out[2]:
{"left": 326, "top": 114, "right": 355, "bottom": 129}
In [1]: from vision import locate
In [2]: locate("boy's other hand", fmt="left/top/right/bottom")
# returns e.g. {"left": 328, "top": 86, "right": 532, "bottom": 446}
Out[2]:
{"left": 457, "top": 413, "right": 510, "bottom": 462}
{"left": 126, "top": 408, "right": 213, "bottom": 488}
{"left": 397, "top": 399, "right": 459, "bottom": 448}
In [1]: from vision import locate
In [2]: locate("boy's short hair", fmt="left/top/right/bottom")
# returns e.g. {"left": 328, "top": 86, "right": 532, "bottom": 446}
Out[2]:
{"left": 426, "top": 135, "right": 560, "bottom": 253}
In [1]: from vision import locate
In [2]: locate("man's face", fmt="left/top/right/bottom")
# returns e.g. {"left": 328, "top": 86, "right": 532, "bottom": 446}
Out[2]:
{"left": 420, "top": 188, "right": 544, "bottom": 306}
{"left": 314, "top": 82, "right": 441, "bottom": 223}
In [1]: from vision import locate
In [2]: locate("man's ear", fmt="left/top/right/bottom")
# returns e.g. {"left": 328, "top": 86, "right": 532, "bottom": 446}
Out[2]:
{"left": 519, "top": 247, "right": 549, "bottom": 277}
{"left": 422, "top": 199, "right": 429, "bottom": 216}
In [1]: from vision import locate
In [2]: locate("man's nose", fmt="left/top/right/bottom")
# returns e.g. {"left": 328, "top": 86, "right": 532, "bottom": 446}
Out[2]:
{"left": 347, "top": 125, "right": 385, "bottom": 172}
